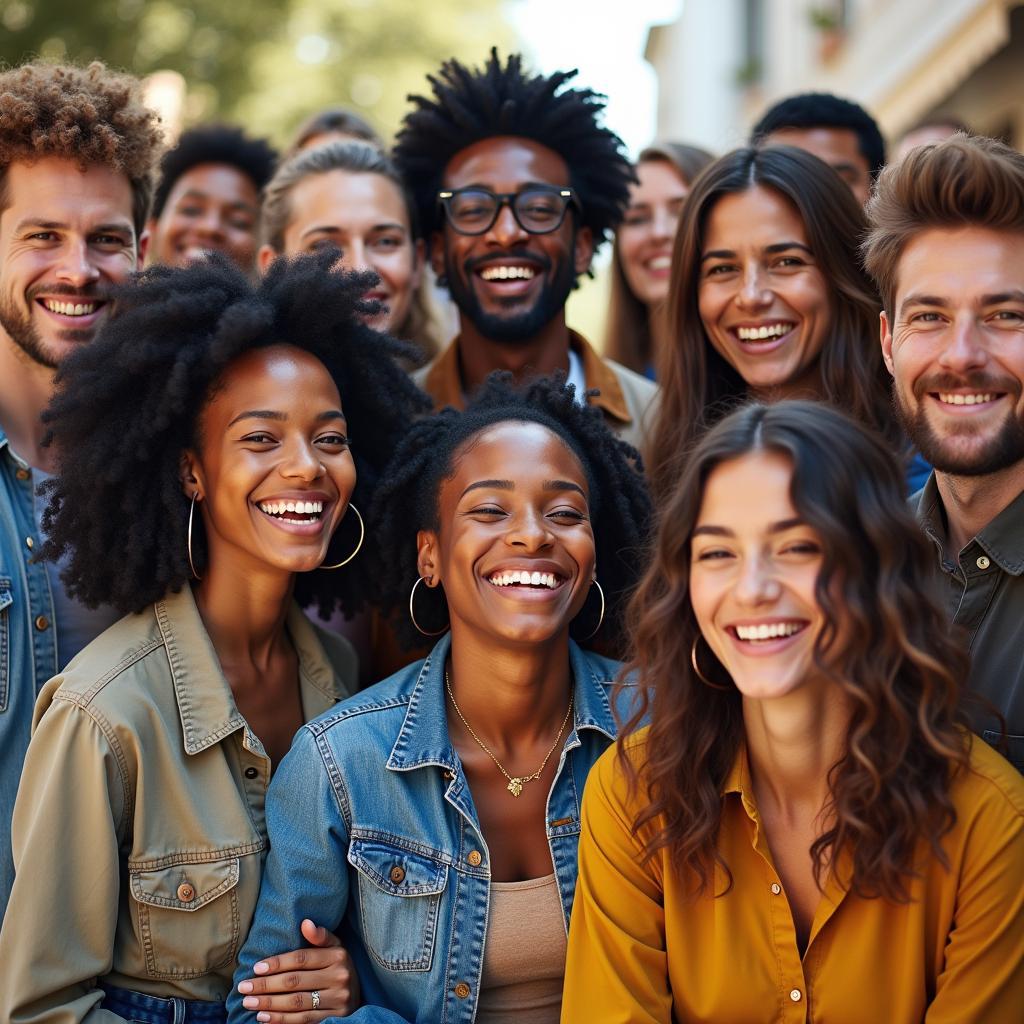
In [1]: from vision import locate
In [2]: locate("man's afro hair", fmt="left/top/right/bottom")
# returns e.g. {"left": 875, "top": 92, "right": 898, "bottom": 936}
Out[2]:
{"left": 393, "top": 49, "right": 635, "bottom": 247}
{"left": 39, "top": 252, "right": 431, "bottom": 618}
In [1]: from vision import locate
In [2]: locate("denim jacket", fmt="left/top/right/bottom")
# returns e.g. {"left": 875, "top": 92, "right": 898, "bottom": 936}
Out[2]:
{"left": 0, "top": 428, "right": 57, "bottom": 922}
{"left": 229, "top": 633, "right": 640, "bottom": 1024}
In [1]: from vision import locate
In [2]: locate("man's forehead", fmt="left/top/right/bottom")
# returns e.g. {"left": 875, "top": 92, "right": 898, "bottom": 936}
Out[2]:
{"left": 1, "top": 156, "right": 134, "bottom": 227}
{"left": 441, "top": 136, "right": 570, "bottom": 189}
{"left": 764, "top": 125, "right": 866, "bottom": 170}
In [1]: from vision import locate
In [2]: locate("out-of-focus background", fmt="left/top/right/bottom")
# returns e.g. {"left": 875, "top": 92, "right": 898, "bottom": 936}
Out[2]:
{"left": 3, "top": 0, "right": 1021, "bottom": 338}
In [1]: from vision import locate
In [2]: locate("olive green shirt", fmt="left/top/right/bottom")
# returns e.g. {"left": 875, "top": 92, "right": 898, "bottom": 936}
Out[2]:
{"left": 915, "top": 474, "right": 1024, "bottom": 772}
{"left": 0, "top": 586, "right": 356, "bottom": 1021}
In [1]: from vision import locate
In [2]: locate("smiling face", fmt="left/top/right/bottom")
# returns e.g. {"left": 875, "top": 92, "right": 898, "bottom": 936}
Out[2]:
{"left": 689, "top": 450, "right": 826, "bottom": 700}
{"left": 0, "top": 157, "right": 138, "bottom": 368}
{"left": 418, "top": 420, "right": 596, "bottom": 648}
{"left": 432, "top": 136, "right": 593, "bottom": 346}
{"left": 617, "top": 158, "right": 689, "bottom": 307}
{"left": 882, "top": 226, "right": 1024, "bottom": 475}
{"left": 698, "top": 185, "right": 830, "bottom": 399}
{"left": 184, "top": 344, "right": 356, "bottom": 578}
{"left": 148, "top": 163, "right": 260, "bottom": 273}
{"left": 262, "top": 169, "right": 422, "bottom": 334}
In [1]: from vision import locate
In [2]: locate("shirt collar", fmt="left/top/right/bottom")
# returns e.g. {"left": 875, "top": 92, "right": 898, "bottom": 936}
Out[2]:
{"left": 421, "top": 331, "right": 633, "bottom": 425}
{"left": 917, "top": 471, "right": 1024, "bottom": 576}
{"left": 386, "top": 632, "right": 623, "bottom": 772}
{"left": 153, "top": 586, "right": 347, "bottom": 755}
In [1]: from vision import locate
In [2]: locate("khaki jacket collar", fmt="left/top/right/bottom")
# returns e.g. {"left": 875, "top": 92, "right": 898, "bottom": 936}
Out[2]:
{"left": 152, "top": 586, "right": 347, "bottom": 756}
{"left": 422, "top": 330, "right": 632, "bottom": 425}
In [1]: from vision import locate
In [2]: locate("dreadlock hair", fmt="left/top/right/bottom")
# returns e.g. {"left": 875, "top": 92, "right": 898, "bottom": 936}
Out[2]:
{"left": 39, "top": 252, "right": 431, "bottom": 618}
{"left": 393, "top": 49, "right": 635, "bottom": 249}
{"left": 369, "top": 373, "right": 652, "bottom": 653}
{"left": 151, "top": 124, "right": 278, "bottom": 218}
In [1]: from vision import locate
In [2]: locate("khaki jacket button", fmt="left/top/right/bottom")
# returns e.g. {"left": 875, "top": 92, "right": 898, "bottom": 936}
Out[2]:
{"left": 467, "top": 850, "right": 482, "bottom": 867}
{"left": 454, "top": 982, "right": 471, "bottom": 999}
{"left": 176, "top": 882, "right": 195, "bottom": 902}
{"left": 389, "top": 865, "right": 406, "bottom": 884}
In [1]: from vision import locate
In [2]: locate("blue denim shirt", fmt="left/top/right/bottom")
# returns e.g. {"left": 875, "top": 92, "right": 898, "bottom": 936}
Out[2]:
{"left": 0, "top": 428, "right": 57, "bottom": 923}
{"left": 229, "top": 633, "right": 639, "bottom": 1024}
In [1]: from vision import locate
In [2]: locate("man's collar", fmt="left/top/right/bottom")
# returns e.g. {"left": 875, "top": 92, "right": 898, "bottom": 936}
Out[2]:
{"left": 420, "top": 331, "right": 633, "bottom": 425}
{"left": 918, "top": 471, "right": 1024, "bottom": 576}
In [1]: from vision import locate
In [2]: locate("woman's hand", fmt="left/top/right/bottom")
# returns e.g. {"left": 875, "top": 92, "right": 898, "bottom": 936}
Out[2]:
{"left": 237, "top": 918, "right": 360, "bottom": 1022}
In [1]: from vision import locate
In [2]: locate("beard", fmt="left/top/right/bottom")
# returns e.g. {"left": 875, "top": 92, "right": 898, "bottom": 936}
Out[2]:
{"left": 894, "top": 373, "right": 1024, "bottom": 476}
{"left": 0, "top": 283, "right": 105, "bottom": 369}
{"left": 443, "top": 244, "right": 576, "bottom": 347}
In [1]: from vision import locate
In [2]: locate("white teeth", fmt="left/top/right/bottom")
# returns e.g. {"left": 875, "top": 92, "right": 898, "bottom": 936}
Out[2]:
{"left": 488, "top": 570, "right": 559, "bottom": 588}
{"left": 480, "top": 265, "right": 537, "bottom": 281}
{"left": 647, "top": 255, "right": 671, "bottom": 270}
{"left": 258, "top": 499, "right": 323, "bottom": 517}
{"left": 736, "top": 323, "right": 794, "bottom": 341}
{"left": 43, "top": 299, "right": 96, "bottom": 316}
{"left": 937, "top": 392, "right": 996, "bottom": 406}
{"left": 735, "top": 622, "right": 803, "bottom": 641}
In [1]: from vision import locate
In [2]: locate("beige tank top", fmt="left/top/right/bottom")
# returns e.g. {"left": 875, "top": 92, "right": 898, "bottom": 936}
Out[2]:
{"left": 475, "top": 873, "right": 567, "bottom": 1023}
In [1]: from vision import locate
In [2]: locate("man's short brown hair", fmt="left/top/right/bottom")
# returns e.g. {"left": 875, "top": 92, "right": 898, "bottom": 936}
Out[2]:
{"left": 0, "top": 61, "right": 164, "bottom": 239}
{"left": 863, "top": 135, "right": 1024, "bottom": 316}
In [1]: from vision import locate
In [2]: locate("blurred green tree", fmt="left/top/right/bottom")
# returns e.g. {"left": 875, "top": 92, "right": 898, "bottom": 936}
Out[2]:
{"left": 0, "top": 0, "right": 515, "bottom": 142}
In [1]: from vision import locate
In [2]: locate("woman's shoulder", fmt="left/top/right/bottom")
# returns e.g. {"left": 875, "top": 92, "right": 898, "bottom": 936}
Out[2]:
{"left": 952, "top": 734, "right": 1024, "bottom": 823}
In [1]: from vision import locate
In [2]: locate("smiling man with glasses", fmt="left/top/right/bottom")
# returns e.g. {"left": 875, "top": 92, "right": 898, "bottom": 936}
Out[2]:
{"left": 394, "top": 50, "right": 658, "bottom": 451}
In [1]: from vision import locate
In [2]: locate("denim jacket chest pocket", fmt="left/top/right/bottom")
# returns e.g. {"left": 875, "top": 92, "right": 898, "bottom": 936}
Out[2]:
{"left": 348, "top": 837, "right": 449, "bottom": 973}
{"left": 129, "top": 854, "right": 242, "bottom": 980}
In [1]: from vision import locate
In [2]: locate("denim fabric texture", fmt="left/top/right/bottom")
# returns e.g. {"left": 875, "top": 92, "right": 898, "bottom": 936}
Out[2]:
{"left": 228, "top": 633, "right": 640, "bottom": 1024}
{"left": 100, "top": 982, "right": 227, "bottom": 1024}
{"left": 0, "top": 429, "right": 57, "bottom": 923}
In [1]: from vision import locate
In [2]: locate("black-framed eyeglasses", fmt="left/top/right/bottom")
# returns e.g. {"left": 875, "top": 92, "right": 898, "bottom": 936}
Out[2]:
{"left": 437, "top": 186, "right": 578, "bottom": 235}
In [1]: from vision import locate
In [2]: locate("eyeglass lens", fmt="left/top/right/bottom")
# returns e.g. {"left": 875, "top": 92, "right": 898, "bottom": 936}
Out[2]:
{"left": 445, "top": 188, "right": 572, "bottom": 234}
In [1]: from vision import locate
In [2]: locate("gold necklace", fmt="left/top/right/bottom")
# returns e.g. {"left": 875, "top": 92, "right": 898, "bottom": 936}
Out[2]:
{"left": 445, "top": 670, "right": 573, "bottom": 797}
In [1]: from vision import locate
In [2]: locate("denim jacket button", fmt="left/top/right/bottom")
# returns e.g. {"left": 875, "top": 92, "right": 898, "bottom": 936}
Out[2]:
{"left": 16, "top": 468, "right": 29, "bottom": 481}
{"left": 34, "top": 615, "right": 49, "bottom": 631}
{"left": 454, "top": 982, "right": 471, "bottom": 999}
{"left": 176, "top": 882, "right": 195, "bottom": 903}
{"left": 389, "top": 865, "right": 406, "bottom": 884}
{"left": 467, "top": 850, "right": 482, "bottom": 867}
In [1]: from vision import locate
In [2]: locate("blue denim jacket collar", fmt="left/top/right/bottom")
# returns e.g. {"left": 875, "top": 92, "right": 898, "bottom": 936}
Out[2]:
{"left": 386, "top": 632, "right": 622, "bottom": 776}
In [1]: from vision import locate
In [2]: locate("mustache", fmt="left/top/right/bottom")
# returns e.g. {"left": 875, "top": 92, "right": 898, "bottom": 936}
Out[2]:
{"left": 26, "top": 283, "right": 111, "bottom": 303}
{"left": 464, "top": 249, "right": 551, "bottom": 274}
{"left": 913, "top": 372, "right": 1020, "bottom": 398}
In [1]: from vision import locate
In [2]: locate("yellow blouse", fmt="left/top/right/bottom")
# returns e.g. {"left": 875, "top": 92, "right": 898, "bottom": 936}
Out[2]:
{"left": 562, "top": 730, "right": 1024, "bottom": 1023}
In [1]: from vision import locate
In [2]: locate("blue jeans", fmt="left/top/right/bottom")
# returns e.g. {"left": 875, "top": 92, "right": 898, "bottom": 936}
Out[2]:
{"left": 100, "top": 983, "right": 226, "bottom": 1024}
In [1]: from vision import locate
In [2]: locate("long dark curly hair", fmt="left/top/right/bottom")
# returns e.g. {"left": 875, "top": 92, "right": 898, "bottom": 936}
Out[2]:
{"left": 369, "top": 373, "right": 652, "bottom": 653}
{"left": 622, "top": 400, "right": 969, "bottom": 902}
{"left": 39, "top": 253, "right": 431, "bottom": 617}
{"left": 647, "top": 146, "right": 901, "bottom": 504}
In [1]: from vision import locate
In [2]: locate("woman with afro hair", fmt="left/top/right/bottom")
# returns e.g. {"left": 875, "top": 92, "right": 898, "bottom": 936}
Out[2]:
{"left": 0, "top": 253, "right": 430, "bottom": 1021}
{"left": 229, "top": 374, "right": 652, "bottom": 1024}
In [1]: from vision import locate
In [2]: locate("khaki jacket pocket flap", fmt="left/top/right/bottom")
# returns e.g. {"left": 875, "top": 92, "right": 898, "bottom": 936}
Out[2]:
{"left": 130, "top": 857, "right": 240, "bottom": 912}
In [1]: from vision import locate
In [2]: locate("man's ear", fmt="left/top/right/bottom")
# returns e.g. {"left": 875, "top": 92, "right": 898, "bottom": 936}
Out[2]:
{"left": 137, "top": 224, "right": 151, "bottom": 267}
{"left": 429, "top": 231, "right": 447, "bottom": 280}
{"left": 880, "top": 309, "right": 895, "bottom": 377}
{"left": 257, "top": 244, "right": 279, "bottom": 276}
{"left": 179, "top": 450, "right": 204, "bottom": 501}
{"left": 416, "top": 529, "right": 440, "bottom": 584}
{"left": 573, "top": 225, "right": 594, "bottom": 277}
{"left": 409, "top": 237, "right": 426, "bottom": 290}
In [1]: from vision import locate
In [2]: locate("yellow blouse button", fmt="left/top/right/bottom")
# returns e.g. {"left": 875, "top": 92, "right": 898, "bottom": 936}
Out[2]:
{"left": 790, "top": 989, "right": 802, "bottom": 1002}
{"left": 389, "top": 865, "right": 406, "bottom": 884}
{"left": 176, "top": 882, "right": 195, "bottom": 902}
{"left": 976, "top": 555, "right": 991, "bottom": 570}
{"left": 770, "top": 882, "right": 782, "bottom": 895}
{"left": 454, "top": 982, "right": 471, "bottom": 999}
{"left": 467, "top": 850, "right": 482, "bottom": 867}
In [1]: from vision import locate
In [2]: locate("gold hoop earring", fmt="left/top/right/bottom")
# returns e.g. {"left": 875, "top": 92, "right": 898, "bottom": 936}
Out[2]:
{"left": 409, "top": 576, "right": 449, "bottom": 637}
{"left": 691, "top": 636, "right": 731, "bottom": 690}
{"left": 580, "top": 578, "right": 605, "bottom": 641}
{"left": 320, "top": 504, "right": 365, "bottom": 570}
{"left": 187, "top": 493, "right": 202, "bottom": 581}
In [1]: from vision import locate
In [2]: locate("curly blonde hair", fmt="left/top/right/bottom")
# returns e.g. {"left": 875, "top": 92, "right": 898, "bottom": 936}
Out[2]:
{"left": 0, "top": 61, "right": 164, "bottom": 236}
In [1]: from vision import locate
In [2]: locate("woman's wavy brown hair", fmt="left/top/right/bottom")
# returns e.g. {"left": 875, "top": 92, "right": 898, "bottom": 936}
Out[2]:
{"left": 621, "top": 400, "right": 970, "bottom": 902}
{"left": 646, "top": 146, "right": 900, "bottom": 504}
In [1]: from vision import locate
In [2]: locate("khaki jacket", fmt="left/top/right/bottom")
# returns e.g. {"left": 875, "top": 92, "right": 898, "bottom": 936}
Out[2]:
{"left": 0, "top": 586, "right": 356, "bottom": 1021}
{"left": 413, "top": 330, "right": 659, "bottom": 452}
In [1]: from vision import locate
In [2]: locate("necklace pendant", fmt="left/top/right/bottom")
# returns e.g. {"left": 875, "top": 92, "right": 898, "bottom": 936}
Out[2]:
{"left": 507, "top": 778, "right": 524, "bottom": 797}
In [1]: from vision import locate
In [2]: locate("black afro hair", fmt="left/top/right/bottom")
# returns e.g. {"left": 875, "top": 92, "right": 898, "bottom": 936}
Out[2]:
{"left": 152, "top": 124, "right": 278, "bottom": 218}
{"left": 369, "top": 372, "right": 652, "bottom": 653}
{"left": 393, "top": 49, "right": 635, "bottom": 247}
{"left": 39, "top": 252, "right": 431, "bottom": 617}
